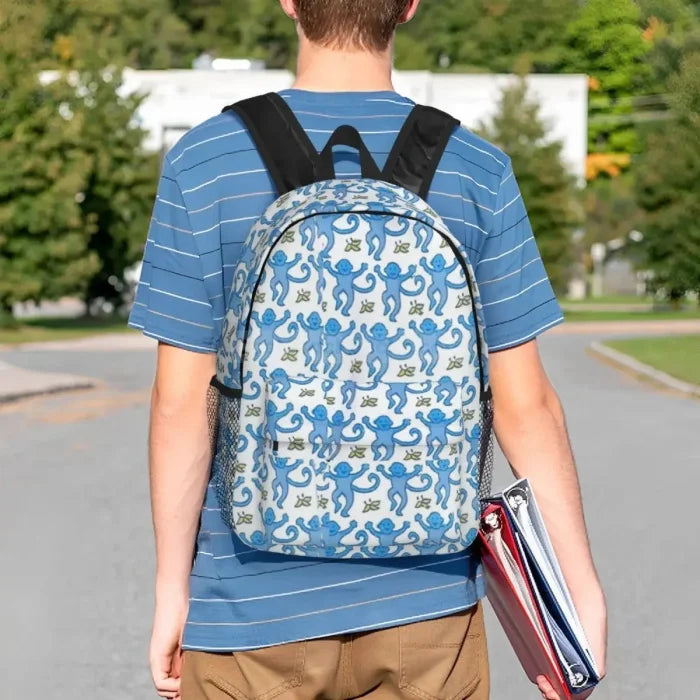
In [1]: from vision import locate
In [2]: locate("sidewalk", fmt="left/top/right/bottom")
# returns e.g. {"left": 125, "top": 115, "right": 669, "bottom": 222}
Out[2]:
{"left": 0, "top": 360, "right": 95, "bottom": 404}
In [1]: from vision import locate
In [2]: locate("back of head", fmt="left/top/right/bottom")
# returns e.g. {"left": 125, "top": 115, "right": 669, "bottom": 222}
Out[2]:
{"left": 295, "top": 0, "right": 410, "bottom": 52}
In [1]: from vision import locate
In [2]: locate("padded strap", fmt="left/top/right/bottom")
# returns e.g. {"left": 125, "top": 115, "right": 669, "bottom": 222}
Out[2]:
{"left": 383, "top": 106, "right": 460, "bottom": 198}
{"left": 223, "top": 93, "right": 319, "bottom": 196}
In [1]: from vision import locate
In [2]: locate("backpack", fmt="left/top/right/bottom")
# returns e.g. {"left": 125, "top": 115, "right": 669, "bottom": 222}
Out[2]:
{"left": 208, "top": 93, "right": 494, "bottom": 559}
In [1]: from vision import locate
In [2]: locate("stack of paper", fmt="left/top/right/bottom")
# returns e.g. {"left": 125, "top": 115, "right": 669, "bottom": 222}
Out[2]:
{"left": 479, "top": 480, "right": 601, "bottom": 698}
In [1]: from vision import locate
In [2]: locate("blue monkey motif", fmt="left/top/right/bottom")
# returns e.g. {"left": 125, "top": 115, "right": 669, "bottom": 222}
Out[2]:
{"left": 231, "top": 476, "right": 253, "bottom": 507}
{"left": 306, "top": 254, "right": 328, "bottom": 305}
{"left": 409, "top": 319, "right": 463, "bottom": 375}
{"left": 374, "top": 263, "right": 426, "bottom": 322}
{"left": 251, "top": 309, "right": 299, "bottom": 366}
{"left": 264, "top": 400, "right": 303, "bottom": 441}
{"left": 323, "top": 259, "right": 376, "bottom": 315}
{"left": 296, "top": 513, "right": 359, "bottom": 548}
{"left": 233, "top": 244, "right": 259, "bottom": 291}
{"left": 462, "top": 383, "right": 477, "bottom": 407}
{"left": 320, "top": 513, "right": 361, "bottom": 547}
{"left": 378, "top": 462, "right": 431, "bottom": 516}
{"left": 360, "top": 323, "right": 415, "bottom": 383}
{"left": 358, "top": 544, "right": 402, "bottom": 558}
{"left": 385, "top": 382, "right": 427, "bottom": 413}
{"left": 427, "top": 458, "right": 460, "bottom": 509}
{"left": 324, "top": 410, "right": 364, "bottom": 459}
{"left": 326, "top": 462, "right": 381, "bottom": 517}
{"left": 331, "top": 213, "right": 361, "bottom": 236}
{"left": 420, "top": 254, "right": 464, "bottom": 315}
{"left": 362, "top": 415, "right": 422, "bottom": 460}
{"left": 414, "top": 221, "right": 436, "bottom": 253}
{"left": 300, "top": 404, "right": 332, "bottom": 449}
{"left": 414, "top": 539, "right": 444, "bottom": 556}
{"left": 434, "top": 377, "right": 458, "bottom": 405}
{"left": 241, "top": 509, "right": 299, "bottom": 548}
{"left": 416, "top": 408, "right": 463, "bottom": 454}
{"left": 297, "top": 312, "right": 324, "bottom": 372}
{"left": 466, "top": 424, "right": 482, "bottom": 476}
{"left": 268, "top": 369, "right": 313, "bottom": 400}
{"left": 366, "top": 213, "right": 409, "bottom": 260}
{"left": 416, "top": 512, "right": 458, "bottom": 542}
{"left": 271, "top": 458, "right": 313, "bottom": 508}
{"left": 365, "top": 518, "right": 412, "bottom": 547}
{"left": 458, "top": 313, "right": 480, "bottom": 367}
{"left": 245, "top": 423, "right": 266, "bottom": 474}
{"left": 324, "top": 319, "right": 361, "bottom": 378}
{"left": 240, "top": 372, "right": 262, "bottom": 400}
{"left": 341, "top": 380, "right": 357, "bottom": 409}
{"left": 269, "top": 251, "right": 311, "bottom": 305}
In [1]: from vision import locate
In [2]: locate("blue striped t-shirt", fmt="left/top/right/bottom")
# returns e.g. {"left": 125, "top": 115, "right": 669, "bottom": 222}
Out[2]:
{"left": 129, "top": 89, "right": 563, "bottom": 651}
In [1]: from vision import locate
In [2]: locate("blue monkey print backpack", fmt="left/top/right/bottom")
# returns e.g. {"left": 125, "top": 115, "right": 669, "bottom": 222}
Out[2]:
{"left": 208, "top": 93, "right": 494, "bottom": 559}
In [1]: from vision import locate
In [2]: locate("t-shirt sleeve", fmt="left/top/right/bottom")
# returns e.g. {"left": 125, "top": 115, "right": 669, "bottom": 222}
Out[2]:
{"left": 128, "top": 157, "right": 218, "bottom": 353}
{"left": 475, "top": 159, "right": 564, "bottom": 352}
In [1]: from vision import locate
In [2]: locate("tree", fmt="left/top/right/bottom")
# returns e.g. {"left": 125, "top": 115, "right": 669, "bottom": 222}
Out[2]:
{"left": 396, "top": 0, "right": 578, "bottom": 73}
{"left": 76, "top": 70, "right": 159, "bottom": 309}
{"left": 0, "top": 2, "right": 98, "bottom": 316}
{"left": 478, "top": 80, "right": 580, "bottom": 293}
{"left": 43, "top": 0, "right": 193, "bottom": 70}
{"left": 635, "top": 53, "right": 700, "bottom": 300}
{"left": 561, "top": 0, "right": 652, "bottom": 156}
{"left": 173, "top": 0, "right": 297, "bottom": 68}
{"left": 0, "top": 0, "right": 158, "bottom": 317}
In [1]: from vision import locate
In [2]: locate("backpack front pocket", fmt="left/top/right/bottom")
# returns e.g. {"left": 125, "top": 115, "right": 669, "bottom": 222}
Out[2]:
{"left": 243, "top": 374, "right": 472, "bottom": 557}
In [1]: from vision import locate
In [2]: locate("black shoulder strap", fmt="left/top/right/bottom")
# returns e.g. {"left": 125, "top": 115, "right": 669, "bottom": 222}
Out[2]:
{"left": 223, "top": 93, "right": 319, "bottom": 196}
{"left": 383, "top": 105, "right": 460, "bottom": 199}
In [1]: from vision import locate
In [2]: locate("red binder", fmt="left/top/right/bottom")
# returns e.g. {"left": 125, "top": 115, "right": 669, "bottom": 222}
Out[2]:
{"left": 479, "top": 497, "right": 597, "bottom": 699}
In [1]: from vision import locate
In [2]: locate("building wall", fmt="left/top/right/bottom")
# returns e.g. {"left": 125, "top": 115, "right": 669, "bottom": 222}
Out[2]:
{"left": 120, "top": 69, "right": 588, "bottom": 179}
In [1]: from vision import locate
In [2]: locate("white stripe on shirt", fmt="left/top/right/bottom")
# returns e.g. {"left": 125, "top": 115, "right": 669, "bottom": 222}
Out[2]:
{"left": 187, "top": 581, "right": 467, "bottom": 626}
{"left": 182, "top": 169, "right": 268, "bottom": 194}
{"left": 170, "top": 129, "right": 246, "bottom": 164}
{"left": 478, "top": 236, "right": 534, "bottom": 266}
{"left": 489, "top": 316, "right": 564, "bottom": 351}
{"left": 191, "top": 554, "right": 469, "bottom": 603}
{"left": 482, "top": 277, "right": 549, "bottom": 307}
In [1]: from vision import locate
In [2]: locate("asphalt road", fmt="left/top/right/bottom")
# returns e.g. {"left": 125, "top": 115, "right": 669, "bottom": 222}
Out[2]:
{"left": 1, "top": 332, "right": 698, "bottom": 700}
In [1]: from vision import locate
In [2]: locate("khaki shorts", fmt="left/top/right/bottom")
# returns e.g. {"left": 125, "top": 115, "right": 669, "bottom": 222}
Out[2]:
{"left": 182, "top": 603, "right": 489, "bottom": 700}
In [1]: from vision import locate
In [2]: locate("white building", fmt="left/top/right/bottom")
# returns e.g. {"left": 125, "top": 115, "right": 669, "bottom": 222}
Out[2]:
{"left": 120, "top": 69, "right": 588, "bottom": 179}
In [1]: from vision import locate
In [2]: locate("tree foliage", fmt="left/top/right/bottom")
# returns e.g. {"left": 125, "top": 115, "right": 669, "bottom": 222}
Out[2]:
{"left": 0, "top": 0, "right": 157, "bottom": 312}
{"left": 43, "top": 0, "right": 193, "bottom": 70}
{"left": 478, "top": 81, "right": 580, "bottom": 294}
{"left": 635, "top": 53, "right": 700, "bottom": 299}
{"left": 561, "top": 0, "right": 651, "bottom": 155}
{"left": 0, "top": 2, "right": 97, "bottom": 312}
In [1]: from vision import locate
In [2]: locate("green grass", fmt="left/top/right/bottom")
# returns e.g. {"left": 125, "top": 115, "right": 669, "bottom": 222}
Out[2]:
{"left": 563, "top": 294, "right": 654, "bottom": 305}
{"left": 564, "top": 309, "right": 700, "bottom": 322}
{"left": 605, "top": 335, "right": 700, "bottom": 386}
{"left": 0, "top": 316, "right": 133, "bottom": 345}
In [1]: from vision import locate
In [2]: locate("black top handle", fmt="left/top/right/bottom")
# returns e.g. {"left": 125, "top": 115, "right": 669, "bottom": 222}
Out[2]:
{"left": 316, "top": 125, "right": 383, "bottom": 182}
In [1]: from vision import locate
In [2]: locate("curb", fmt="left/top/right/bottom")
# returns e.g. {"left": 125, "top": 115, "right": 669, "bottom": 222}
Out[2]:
{"left": 0, "top": 361, "right": 96, "bottom": 404}
{"left": 589, "top": 342, "right": 700, "bottom": 398}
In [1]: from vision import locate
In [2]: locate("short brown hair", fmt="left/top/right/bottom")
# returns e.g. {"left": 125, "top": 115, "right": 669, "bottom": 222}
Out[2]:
{"left": 295, "top": 0, "right": 410, "bottom": 52}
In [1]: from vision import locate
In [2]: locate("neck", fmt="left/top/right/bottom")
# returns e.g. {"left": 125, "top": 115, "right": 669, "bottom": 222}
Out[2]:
{"left": 292, "top": 38, "right": 395, "bottom": 93}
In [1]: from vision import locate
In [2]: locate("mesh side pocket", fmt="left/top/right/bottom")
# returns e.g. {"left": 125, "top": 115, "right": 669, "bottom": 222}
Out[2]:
{"left": 478, "top": 392, "right": 495, "bottom": 500}
{"left": 208, "top": 377, "right": 242, "bottom": 531}
{"left": 206, "top": 380, "right": 221, "bottom": 456}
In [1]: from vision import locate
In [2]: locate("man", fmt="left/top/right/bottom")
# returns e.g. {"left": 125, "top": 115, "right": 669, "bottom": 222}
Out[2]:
{"left": 129, "top": 1, "right": 607, "bottom": 698}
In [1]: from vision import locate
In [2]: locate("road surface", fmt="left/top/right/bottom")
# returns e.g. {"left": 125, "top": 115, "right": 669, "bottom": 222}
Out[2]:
{"left": 1, "top": 331, "right": 698, "bottom": 699}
